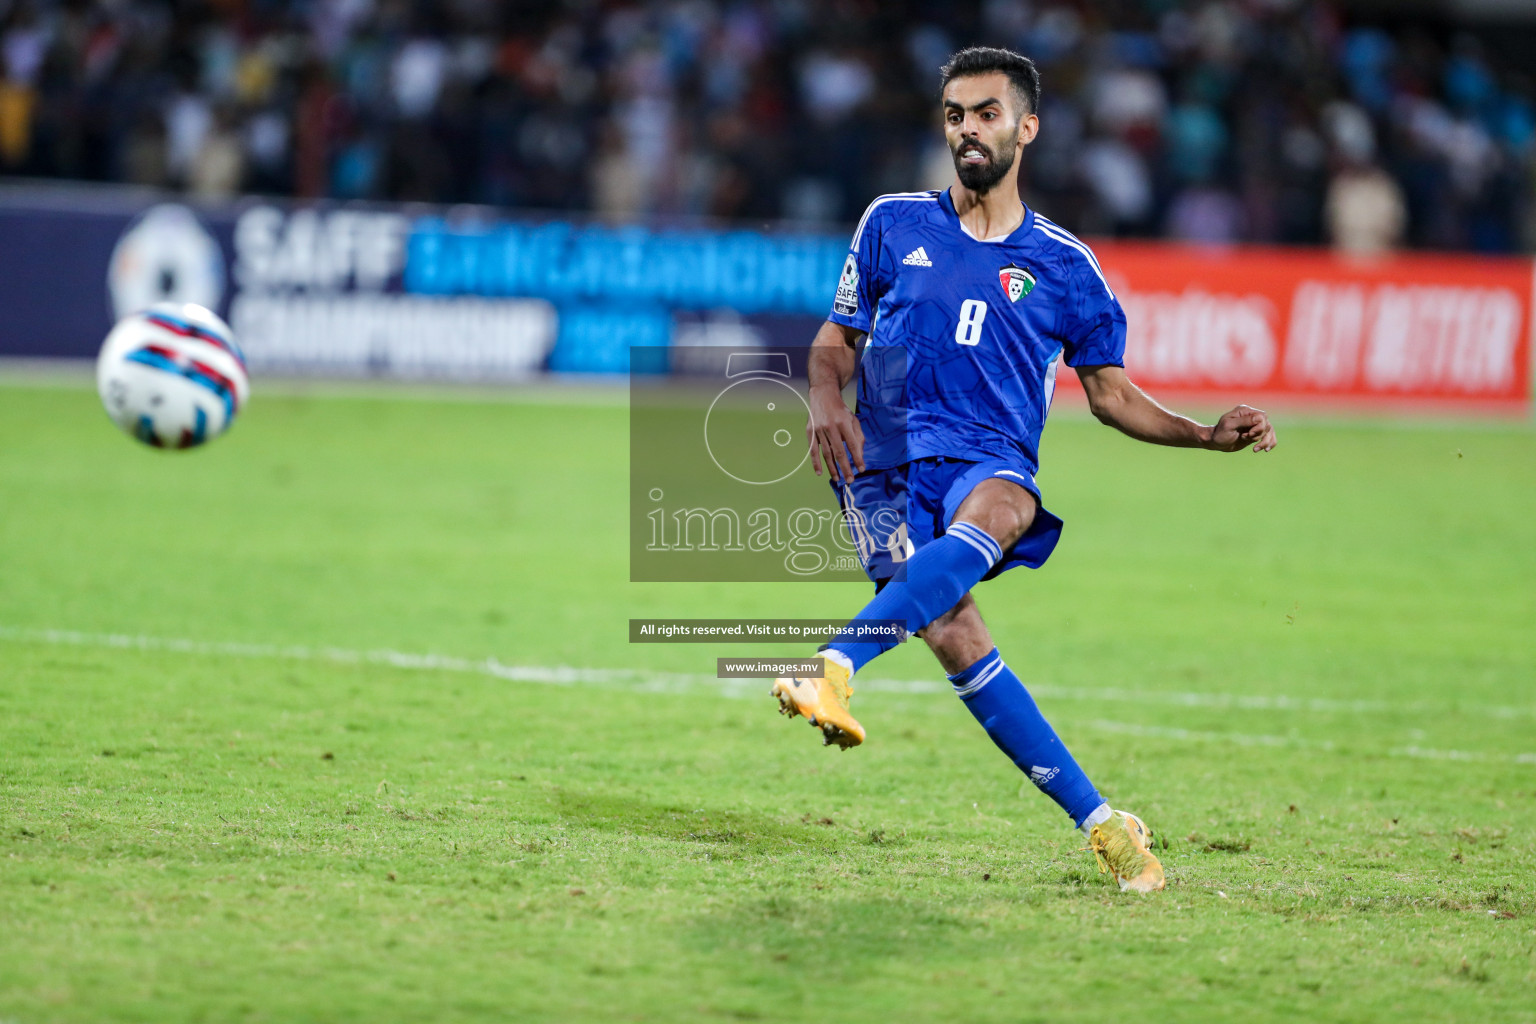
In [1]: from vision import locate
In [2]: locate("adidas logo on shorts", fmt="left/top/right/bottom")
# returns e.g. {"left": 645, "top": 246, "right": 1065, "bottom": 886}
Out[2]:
{"left": 902, "top": 247, "right": 934, "bottom": 267}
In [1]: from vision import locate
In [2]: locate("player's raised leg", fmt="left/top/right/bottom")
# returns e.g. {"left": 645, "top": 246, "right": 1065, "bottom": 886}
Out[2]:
{"left": 827, "top": 477, "right": 1036, "bottom": 670}
{"left": 774, "top": 477, "right": 1032, "bottom": 749}
{"left": 770, "top": 653, "right": 863, "bottom": 749}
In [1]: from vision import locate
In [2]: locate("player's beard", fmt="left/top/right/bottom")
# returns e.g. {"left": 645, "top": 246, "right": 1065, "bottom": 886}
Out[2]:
{"left": 951, "top": 130, "right": 1019, "bottom": 195}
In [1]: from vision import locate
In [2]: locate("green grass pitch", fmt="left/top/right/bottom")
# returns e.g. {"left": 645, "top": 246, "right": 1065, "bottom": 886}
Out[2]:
{"left": 1, "top": 377, "right": 1534, "bottom": 1023}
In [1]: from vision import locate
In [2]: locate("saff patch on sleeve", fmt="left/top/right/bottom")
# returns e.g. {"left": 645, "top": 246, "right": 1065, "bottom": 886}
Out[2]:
{"left": 834, "top": 254, "right": 860, "bottom": 316}
{"left": 999, "top": 264, "right": 1036, "bottom": 303}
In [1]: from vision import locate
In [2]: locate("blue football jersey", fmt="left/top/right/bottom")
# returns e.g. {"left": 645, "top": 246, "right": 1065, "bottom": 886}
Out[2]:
{"left": 828, "top": 189, "right": 1127, "bottom": 472}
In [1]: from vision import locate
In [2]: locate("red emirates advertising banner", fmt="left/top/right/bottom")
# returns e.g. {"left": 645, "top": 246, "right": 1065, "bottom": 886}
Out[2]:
{"left": 1059, "top": 243, "right": 1535, "bottom": 413}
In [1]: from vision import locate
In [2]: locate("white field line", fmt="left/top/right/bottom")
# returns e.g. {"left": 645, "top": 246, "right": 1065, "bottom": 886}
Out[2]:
{"left": 1041, "top": 684, "right": 1536, "bottom": 720}
{"left": 5, "top": 624, "right": 1528, "bottom": 721}
{"left": 3, "top": 625, "right": 1534, "bottom": 766}
{"left": 0, "top": 626, "right": 740, "bottom": 694}
{"left": 1086, "top": 720, "right": 1536, "bottom": 766}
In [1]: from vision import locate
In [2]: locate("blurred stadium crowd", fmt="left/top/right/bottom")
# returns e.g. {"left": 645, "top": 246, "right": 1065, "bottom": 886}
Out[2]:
{"left": 1, "top": 0, "right": 1533, "bottom": 252}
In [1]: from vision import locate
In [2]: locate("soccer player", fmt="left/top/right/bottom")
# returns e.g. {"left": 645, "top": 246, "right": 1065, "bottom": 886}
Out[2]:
{"left": 772, "top": 47, "right": 1277, "bottom": 893}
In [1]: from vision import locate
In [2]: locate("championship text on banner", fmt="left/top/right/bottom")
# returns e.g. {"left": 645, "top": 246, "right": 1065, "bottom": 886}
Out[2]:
{"left": 1056, "top": 243, "right": 1534, "bottom": 412}
{"left": 0, "top": 184, "right": 1530, "bottom": 411}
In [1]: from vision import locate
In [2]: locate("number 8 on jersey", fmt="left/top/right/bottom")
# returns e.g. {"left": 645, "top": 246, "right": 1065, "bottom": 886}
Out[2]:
{"left": 955, "top": 299, "right": 988, "bottom": 346}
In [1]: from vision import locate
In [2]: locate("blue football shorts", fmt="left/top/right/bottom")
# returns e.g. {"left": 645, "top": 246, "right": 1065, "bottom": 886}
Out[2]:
{"left": 832, "top": 456, "right": 1064, "bottom": 589}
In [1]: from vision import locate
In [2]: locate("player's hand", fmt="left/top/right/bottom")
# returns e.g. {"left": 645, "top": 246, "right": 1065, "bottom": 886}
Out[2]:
{"left": 1208, "top": 405, "right": 1277, "bottom": 453}
{"left": 807, "top": 385, "right": 866, "bottom": 482}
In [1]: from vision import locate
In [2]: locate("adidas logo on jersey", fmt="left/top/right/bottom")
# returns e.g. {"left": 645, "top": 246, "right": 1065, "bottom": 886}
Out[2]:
{"left": 902, "top": 247, "right": 933, "bottom": 267}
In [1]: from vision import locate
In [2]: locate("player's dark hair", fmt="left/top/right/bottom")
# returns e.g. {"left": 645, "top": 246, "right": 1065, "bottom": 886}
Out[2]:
{"left": 939, "top": 47, "right": 1041, "bottom": 117}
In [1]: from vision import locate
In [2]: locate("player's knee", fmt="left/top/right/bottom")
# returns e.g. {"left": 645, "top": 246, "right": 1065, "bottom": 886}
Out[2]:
{"left": 995, "top": 498, "right": 1035, "bottom": 547}
{"left": 957, "top": 479, "right": 1037, "bottom": 549}
{"left": 975, "top": 497, "right": 1035, "bottom": 549}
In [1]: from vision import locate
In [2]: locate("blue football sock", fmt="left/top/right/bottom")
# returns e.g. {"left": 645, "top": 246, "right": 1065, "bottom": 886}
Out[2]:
{"left": 827, "top": 522, "right": 1001, "bottom": 672}
{"left": 949, "top": 648, "right": 1105, "bottom": 827}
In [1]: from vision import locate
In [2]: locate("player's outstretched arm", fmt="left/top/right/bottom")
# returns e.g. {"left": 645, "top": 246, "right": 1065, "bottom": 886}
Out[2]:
{"left": 807, "top": 320, "right": 866, "bottom": 481}
{"left": 1076, "top": 364, "right": 1277, "bottom": 453}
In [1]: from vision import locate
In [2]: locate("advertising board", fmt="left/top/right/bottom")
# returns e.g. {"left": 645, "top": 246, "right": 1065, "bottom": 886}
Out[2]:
{"left": 1065, "top": 242, "right": 1534, "bottom": 413}
{"left": 0, "top": 185, "right": 1528, "bottom": 412}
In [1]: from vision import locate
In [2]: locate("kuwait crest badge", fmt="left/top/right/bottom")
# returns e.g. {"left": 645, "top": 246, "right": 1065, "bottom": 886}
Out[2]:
{"left": 999, "top": 264, "right": 1036, "bottom": 302}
